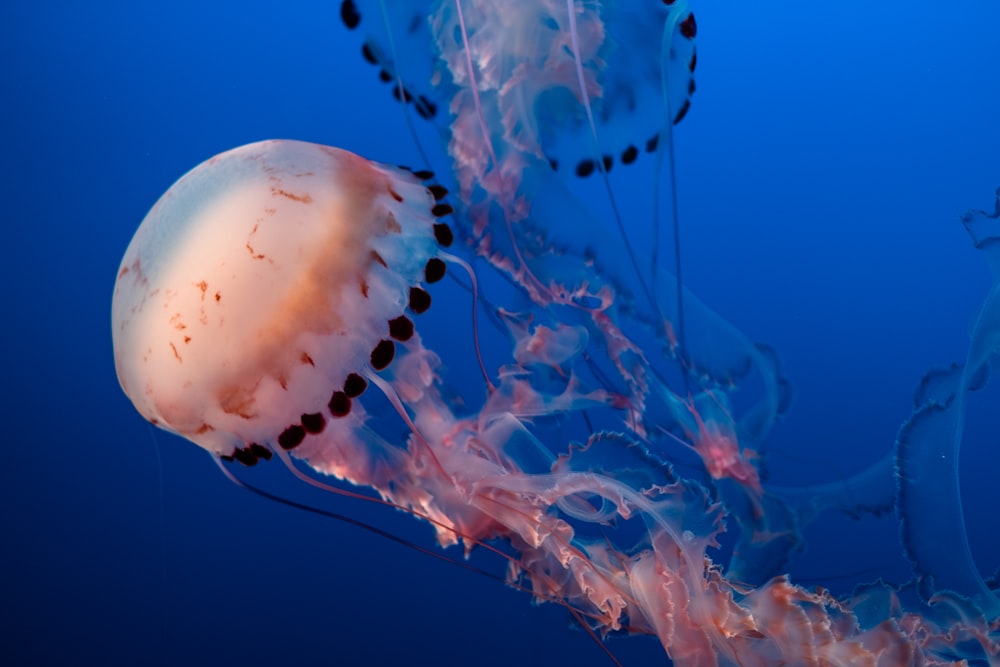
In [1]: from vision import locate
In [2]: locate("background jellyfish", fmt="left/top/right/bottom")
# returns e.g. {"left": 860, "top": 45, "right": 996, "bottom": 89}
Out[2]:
{"left": 4, "top": 1, "right": 1000, "bottom": 665}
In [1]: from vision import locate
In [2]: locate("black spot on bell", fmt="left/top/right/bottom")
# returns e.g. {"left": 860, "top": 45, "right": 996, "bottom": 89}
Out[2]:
{"left": 602, "top": 155, "right": 613, "bottom": 172}
{"left": 392, "top": 85, "right": 413, "bottom": 103}
{"left": 409, "top": 286, "right": 431, "bottom": 314}
{"left": 340, "top": 0, "right": 361, "bottom": 29}
{"left": 328, "top": 391, "right": 351, "bottom": 417}
{"left": 278, "top": 425, "right": 306, "bottom": 450}
{"left": 433, "top": 223, "right": 453, "bottom": 246}
{"left": 301, "top": 413, "right": 326, "bottom": 434}
{"left": 680, "top": 13, "right": 697, "bottom": 39}
{"left": 412, "top": 169, "right": 434, "bottom": 181}
{"left": 370, "top": 339, "right": 395, "bottom": 370}
{"left": 576, "top": 159, "right": 595, "bottom": 177}
{"left": 621, "top": 145, "right": 638, "bottom": 165}
{"left": 233, "top": 447, "right": 257, "bottom": 466}
{"left": 344, "top": 373, "right": 367, "bottom": 398}
{"left": 673, "top": 99, "right": 691, "bottom": 125}
{"left": 361, "top": 43, "right": 377, "bottom": 65}
{"left": 428, "top": 184, "right": 448, "bottom": 201}
{"left": 646, "top": 134, "right": 660, "bottom": 153}
{"left": 388, "top": 315, "right": 415, "bottom": 341}
{"left": 432, "top": 203, "right": 453, "bottom": 218}
{"left": 249, "top": 443, "right": 272, "bottom": 460}
{"left": 424, "top": 258, "right": 446, "bottom": 283}
{"left": 415, "top": 95, "right": 437, "bottom": 120}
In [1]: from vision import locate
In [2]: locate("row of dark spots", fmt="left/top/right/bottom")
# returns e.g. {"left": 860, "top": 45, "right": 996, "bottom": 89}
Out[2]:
{"left": 555, "top": 6, "right": 697, "bottom": 178}
{"left": 222, "top": 359, "right": 385, "bottom": 462}
{"left": 362, "top": 189, "right": 452, "bottom": 377}
{"left": 568, "top": 133, "right": 662, "bottom": 178}
{"left": 367, "top": 211, "right": 452, "bottom": 367}
{"left": 368, "top": 298, "right": 431, "bottom": 368}
{"left": 424, "top": 179, "right": 456, "bottom": 237}
{"left": 356, "top": 40, "right": 438, "bottom": 120}
{"left": 392, "top": 167, "right": 454, "bottom": 252}
{"left": 267, "top": 299, "right": 435, "bottom": 453}
{"left": 326, "top": 372, "right": 369, "bottom": 423}
{"left": 563, "top": 69, "right": 694, "bottom": 178}
{"left": 274, "top": 372, "right": 371, "bottom": 453}
{"left": 381, "top": 166, "right": 450, "bottom": 311}
{"left": 427, "top": 180, "right": 455, "bottom": 245}
{"left": 344, "top": 0, "right": 438, "bottom": 123}
{"left": 676, "top": 11, "right": 698, "bottom": 122}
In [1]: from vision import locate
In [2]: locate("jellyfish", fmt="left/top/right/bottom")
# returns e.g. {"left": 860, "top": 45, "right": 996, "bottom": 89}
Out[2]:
{"left": 112, "top": 2, "right": 1000, "bottom": 664}
{"left": 340, "top": 0, "right": 788, "bottom": 465}
{"left": 112, "top": 137, "right": 1000, "bottom": 664}
{"left": 344, "top": 0, "right": 818, "bottom": 585}
{"left": 895, "top": 189, "right": 1000, "bottom": 619}
{"left": 112, "top": 140, "right": 460, "bottom": 492}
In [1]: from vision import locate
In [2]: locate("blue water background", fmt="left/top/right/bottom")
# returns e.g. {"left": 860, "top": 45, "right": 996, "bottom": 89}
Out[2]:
{"left": 2, "top": 2, "right": 999, "bottom": 665}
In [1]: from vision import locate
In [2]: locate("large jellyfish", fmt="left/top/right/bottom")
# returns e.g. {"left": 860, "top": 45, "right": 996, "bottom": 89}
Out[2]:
{"left": 112, "top": 1, "right": 1000, "bottom": 665}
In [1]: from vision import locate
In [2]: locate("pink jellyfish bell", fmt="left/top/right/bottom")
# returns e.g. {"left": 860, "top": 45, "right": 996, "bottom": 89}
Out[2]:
{"left": 111, "top": 139, "right": 454, "bottom": 473}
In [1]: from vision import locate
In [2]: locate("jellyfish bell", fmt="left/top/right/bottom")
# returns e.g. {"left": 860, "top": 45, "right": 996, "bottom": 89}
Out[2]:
{"left": 111, "top": 139, "right": 454, "bottom": 474}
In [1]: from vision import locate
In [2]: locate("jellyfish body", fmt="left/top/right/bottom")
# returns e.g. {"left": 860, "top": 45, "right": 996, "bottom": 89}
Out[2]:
{"left": 112, "top": 140, "right": 452, "bottom": 470}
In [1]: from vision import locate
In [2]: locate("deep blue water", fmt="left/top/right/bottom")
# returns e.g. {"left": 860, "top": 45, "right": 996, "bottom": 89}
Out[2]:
{"left": 2, "top": 2, "right": 999, "bottom": 665}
